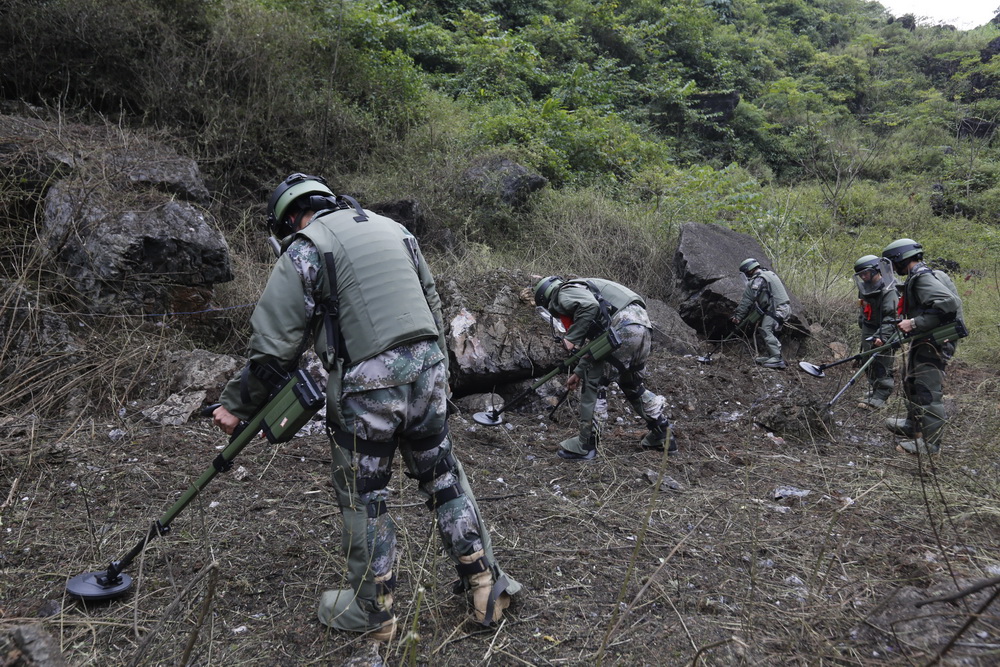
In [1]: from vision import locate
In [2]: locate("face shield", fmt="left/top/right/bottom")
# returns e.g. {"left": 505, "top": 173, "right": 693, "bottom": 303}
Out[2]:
{"left": 853, "top": 257, "right": 893, "bottom": 296}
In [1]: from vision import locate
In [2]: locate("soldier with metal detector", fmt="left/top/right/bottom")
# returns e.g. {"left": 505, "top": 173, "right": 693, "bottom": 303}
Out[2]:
{"left": 852, "top": 255, "right": 899, "bottom": 410}
{"left": 532, "top": 276, "right": 675, "bottom": 461}
{"left": 881, "top": 238, "right": 965, "bottom": 456}
{"left": 211, "top": 173, "right": 519, "bottom": 640}
{"left": 730, "top": 258, "right": 791, "bottom": 370}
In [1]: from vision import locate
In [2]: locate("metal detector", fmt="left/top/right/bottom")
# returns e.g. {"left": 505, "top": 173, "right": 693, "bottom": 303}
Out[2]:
{"left": 824, "top": 352, "right": 879, "bottom": 408}
{"left": 798, "top": 321, "right": 968, "bottom": 379}
{"left": 696, "top": 308, "right": 762, "bottom": 364}
{"left": 472, "top": 330, "right": 617, "bottom": 426}
{"left": 798, "top": 332, "right": 902, "bottom": 379}
{"left": 66, "top": 370, "right": 324, "bottom": 602}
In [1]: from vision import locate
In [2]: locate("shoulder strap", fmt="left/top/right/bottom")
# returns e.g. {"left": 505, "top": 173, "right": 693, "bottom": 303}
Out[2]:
{"left": 315, "top": 251, "right": 349, "bottom": 365}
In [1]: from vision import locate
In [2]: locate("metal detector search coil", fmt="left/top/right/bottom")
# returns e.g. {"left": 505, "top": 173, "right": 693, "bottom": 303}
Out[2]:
{"left": 67, "top": 369, "right": 325, "bottom": 603}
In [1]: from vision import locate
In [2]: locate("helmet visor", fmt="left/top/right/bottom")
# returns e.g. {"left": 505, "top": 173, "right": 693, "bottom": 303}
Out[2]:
{"left": 853, "top": 257, "right": 893, "bottom": 296}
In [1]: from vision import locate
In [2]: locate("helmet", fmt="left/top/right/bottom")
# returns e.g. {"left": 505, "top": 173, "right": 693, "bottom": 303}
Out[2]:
{"left": 533, "top": 276, "right": 564, "bottom": 307}
{"left": 853, "top": 254, "right": 881, "bottom": 274}
{"left": 266, "top": 173, "right": 336, "bottom": 238}
{"left": 882, "top": 238, "right": 923, "bottom": 265}
{"left": 739, "top": 258, "right": 761, "bottom": 275}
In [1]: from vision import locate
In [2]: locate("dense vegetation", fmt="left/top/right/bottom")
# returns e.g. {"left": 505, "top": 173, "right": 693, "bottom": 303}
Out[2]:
{"left": 2, "top": 0, "right": 999, "bottom": 360}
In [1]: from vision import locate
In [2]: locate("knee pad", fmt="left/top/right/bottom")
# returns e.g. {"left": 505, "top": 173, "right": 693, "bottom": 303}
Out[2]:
{"left": 621, "top": 380, "right": 646, "bottom": 402}
{"left": 408, "top": 452, "right": 465, "bottom": 511}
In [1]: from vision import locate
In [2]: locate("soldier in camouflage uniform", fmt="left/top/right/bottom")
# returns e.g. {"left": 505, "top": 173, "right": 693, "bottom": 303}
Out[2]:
{"left": 852, "top": 255, "right": 899, "bottom": 410}
{"left": 731, "top": 258, "right": 791, "bottom": 369}
{"left": 881, "top": 238, "right": 964, "bottom": 456}
{"left": 212, "top": 174, "right": 519, "bottom": 641}
{"left": 533, "top": 276, "right": 675, "bottom": 461}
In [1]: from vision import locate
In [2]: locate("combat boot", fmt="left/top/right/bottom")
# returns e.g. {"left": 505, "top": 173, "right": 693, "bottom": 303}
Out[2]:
{"left": 458, "top": 550, "right": 510, "bottom": 625}
{"left": 896, "top": 437, "right": 939, "bottom": 456}
{"left": 761, "top": 357, "right": 786, "bottom": 369}
{"left": 317, "top": 573, "right": 397, "bottom": 641}
{"left": 857, "top": 395, "right": 885, "bottom": 410}
{"left": 640, "top": 417, "right": 677, "bottom": 454}
{"left": 885, "top": 417, "right": 916, "bottom": 437}
{"left": 557, "top": 433, "right": 598, "bottom": 460}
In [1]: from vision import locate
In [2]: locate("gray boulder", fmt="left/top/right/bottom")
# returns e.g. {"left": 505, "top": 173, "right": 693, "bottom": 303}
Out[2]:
{"left": 0, "top": 113, "right": 231, "bottom": 315}
{"left": 674, "top": 222, "right": 809, "bottom": 344}
{"left": 645, "top": 298, "right": 700, "bottom": 355}
{"left": 461, "top": 156, "right": 548, "bottom": 207}
{"left": 43, "top": 179, "right": 231, "bottom": 313}
{"left": 444, "top": 271, "right": 563, "bottom": 397}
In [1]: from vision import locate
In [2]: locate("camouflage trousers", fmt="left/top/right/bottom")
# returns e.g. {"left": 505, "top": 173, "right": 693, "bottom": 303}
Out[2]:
{"left": 571, "top": 322, "right": 666, "bottom": 451}
{"left": 902, "top": 340, "right": 953, "bottom": 449}
{"left": 861, "top": 336, "right": 895, "bottom": 402}
{"left": 326, "top": 359, "right": 506, "bottom": 615}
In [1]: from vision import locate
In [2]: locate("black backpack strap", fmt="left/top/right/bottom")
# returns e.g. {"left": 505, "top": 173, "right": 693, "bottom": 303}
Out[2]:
{"left": 582, "top": 280, "right": 616, "bottom": 336}
{"left": 314, "top": 251, "right": 350, "bottom": 365}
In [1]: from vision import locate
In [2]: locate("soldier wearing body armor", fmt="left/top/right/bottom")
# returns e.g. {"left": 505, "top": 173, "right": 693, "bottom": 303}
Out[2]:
{"left": 211, "top": 174, "right": 519, "bottom": 640}
{"left": 881, "top": 238, "right": 964, "bottom": 456}
{"left": 533, "top": 276, "right": 675, "bottom": 461}
{"left": 852, "top": 255, "right": 899, "bottom": 410}
{"left": 730, "top": 258, "right": 791, "bottom": 370}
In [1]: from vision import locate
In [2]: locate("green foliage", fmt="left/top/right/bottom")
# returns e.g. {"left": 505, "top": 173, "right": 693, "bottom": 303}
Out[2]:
{"left": 470, "top": 99, "right": 671, "bottom": 185}
{"left": 633, "top": 164, "right": 764, "bottom": 232}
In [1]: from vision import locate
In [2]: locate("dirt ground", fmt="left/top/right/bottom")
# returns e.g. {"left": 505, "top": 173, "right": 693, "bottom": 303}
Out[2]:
{"left": 3, "top": 327, "right": 1000, "bottom": 666}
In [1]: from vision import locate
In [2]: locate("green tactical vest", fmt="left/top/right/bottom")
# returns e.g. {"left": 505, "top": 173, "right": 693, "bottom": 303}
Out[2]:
{"left": 564, "top": 278, "right": 645, "bottom": 312}
{"left": 297, "top": 209, "right": 439, "bottom": 368}
{"left": 758, "top": 270, "right": 790, "bottom": 309}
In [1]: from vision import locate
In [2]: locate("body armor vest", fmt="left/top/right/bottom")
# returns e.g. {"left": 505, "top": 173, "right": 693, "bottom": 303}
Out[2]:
{"left": 297, "top": 209, "right": 439, "bottom": 368}
{"left": 563, "top": 278, "right": 644, "bottom": 313}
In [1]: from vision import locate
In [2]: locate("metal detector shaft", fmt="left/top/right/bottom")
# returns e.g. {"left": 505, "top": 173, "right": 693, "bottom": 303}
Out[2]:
{"left": 813, "top": 330, "right": 907, "bottom": 374}
{"left": 483, "top": 336, "right": 605, "bottom": 421}
{"left": 94, "top": 371, "right": 324, "bottom": 586}
{"left": 826, "top": 352, "right": 878, "bottom": 408}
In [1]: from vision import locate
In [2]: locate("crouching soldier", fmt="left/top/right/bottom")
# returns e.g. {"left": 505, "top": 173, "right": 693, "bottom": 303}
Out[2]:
{"left": 731, "top": 258, "right": 791, "bottom": 369}
{"left": 532, "top": 275, "right": 675, "bottom": 461}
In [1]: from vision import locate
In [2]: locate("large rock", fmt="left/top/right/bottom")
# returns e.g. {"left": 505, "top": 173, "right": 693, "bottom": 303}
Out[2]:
{"left": 461, "top": 156, "right": 548, "bottom": 207}
{"left": 645, "top": 298, "right": 700, "bottom": 356}
{"left": 674, "top": 222, "right": 809, "bottom": 345}
{"left": 42, "top": 179, "right": 231, "bottom": 313}
{"left": 0, "top": 113, "right": 231, "bottom": 315}
{"left": 443, "top": 270, "right": 563, "bottom": 396}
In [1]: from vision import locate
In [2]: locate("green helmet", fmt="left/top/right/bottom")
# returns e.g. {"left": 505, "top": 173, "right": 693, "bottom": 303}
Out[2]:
{"left": 882, "top": 238, "right": 923, "bottom": 265}
{"left": 266, "top": 173, "right": 336, "bottom": 238}
{"left": 533, "top": 275, "right": 564, "bottom": 307}
{"left": 739, "top": 258, "right": 761, "bottom": 275}
{"left": 853, "top": 254, "right": 881, "bottom": 274}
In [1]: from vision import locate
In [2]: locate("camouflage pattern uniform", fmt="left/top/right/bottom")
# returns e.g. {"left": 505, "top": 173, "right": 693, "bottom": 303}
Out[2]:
{"left": 545, "top": 280, "right": 671, "bottom": 456}
{"left": 221, "top": 211, "right": 518, "bottom": 636}
{"left": 895, "top": 263, "right": 964, "bottom": 451}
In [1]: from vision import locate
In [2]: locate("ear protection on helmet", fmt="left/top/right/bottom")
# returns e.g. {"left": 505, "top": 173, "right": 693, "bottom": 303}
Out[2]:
{"left": 533, "top": 276, "right": 564, "bottom": 308}
{"left": 266, "top": 173, "right": 337, "bottom": 239}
